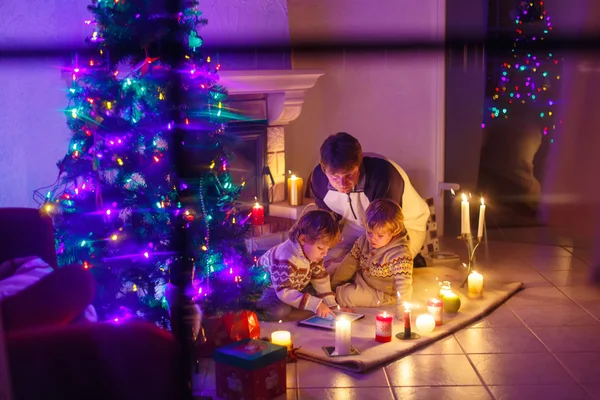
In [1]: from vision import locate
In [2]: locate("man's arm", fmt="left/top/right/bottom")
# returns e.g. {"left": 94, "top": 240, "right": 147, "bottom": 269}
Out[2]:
{"left": 364, "top": 158, "right": 405, "bottom": 207}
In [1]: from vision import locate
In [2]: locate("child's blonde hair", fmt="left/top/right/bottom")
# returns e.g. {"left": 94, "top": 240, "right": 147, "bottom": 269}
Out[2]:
{"left": 365, "top": 199, "right": 405, "bottom": 236}
{"left": 289, "top": 210, "right": 341, "bottom": 246}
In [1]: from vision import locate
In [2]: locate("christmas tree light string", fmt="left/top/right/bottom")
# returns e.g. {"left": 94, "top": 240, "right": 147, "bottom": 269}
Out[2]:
{"left": 485, "top": 0, "right": 561, "bottom": 143}
{"left": 36, "top": 0, "right": 270, "bottom": 326}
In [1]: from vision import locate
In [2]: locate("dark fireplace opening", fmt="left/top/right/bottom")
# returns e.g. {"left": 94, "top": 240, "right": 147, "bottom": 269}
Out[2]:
{"left": 225, "top": 121, "right": 269, "bottom": 210}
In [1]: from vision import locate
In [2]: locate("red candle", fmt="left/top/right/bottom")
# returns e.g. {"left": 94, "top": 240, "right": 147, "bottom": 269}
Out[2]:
{"left": 403, "top": 303, "right": 411, "bottom": 339}
{"left": 427, "top": 298, "right": 443, "bottom": 326}
{"left": 251, "top": 202, "right": 264, "bottom": 226}
{"left": 375, "top": 311, "right": 393, "bottom": 343}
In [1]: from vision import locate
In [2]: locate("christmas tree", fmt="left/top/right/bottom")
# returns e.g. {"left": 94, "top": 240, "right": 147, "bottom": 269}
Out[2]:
{"left": 486, "top": 0, "right": 560, "bottom": 142}
{"left": 37, "top": 0, "right": 267, "bottom": 327}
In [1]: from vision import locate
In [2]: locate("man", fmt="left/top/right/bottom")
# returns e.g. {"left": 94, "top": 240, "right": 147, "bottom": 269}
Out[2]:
{"left": 311, "top": 132, "right": 430, "bottom": 270}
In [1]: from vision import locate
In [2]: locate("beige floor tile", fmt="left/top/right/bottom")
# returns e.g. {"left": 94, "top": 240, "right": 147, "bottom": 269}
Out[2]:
{"left": 582, "top": 384, "right": 600, "bottom": 398}
{"left": 295, "top": 361, "right": 388, "bottom": 388}
{"left": 297, "top": 388, "right": 394, "bottom": 400}
{"left": 196, "top": 389, "right": 297, "bottom": 399}
{"left": 539, "top": 270, "right": 593, "bottom": 287}
{"left": 489, "top": 384, "right": 590, "bottom": 400}
{"left": 532, "top": 326, "right": 600, "bottom": 352}
{"left": 559, "top": 286, "right": 600, "bottom": 303}
{"left": 578, "top": 303, "right": 600, "bottom": 321}
{"left": 385, "top": 354, "right": 481, "bottom": 386}
{"left": 511, "top": 305, "right": 600, "bottom": 327}
{"left": 392, "top": 386, "right": 492, "bottom": 400}
{"left": 470, "top": 306, "right": 524, "bottom": 328}
{"left": 469, "top": 353, "right": 575, "bottom": 385}
{"left": 484, "top": 269, "right": 552, "bottom": 288}
{"left": 413, "top": 335, "right": 464, "bottom": 355}
{"left": 507, "top": 287, "right": 574, "bottom": 307}
{"left": 454, "top": 327, "right": 547, "bottom": 354}
{"left": 523, "top": 255, "right": 591, "bottom": 272}
{"left": 555, "top": 353, "right": 600, "bottom": 383}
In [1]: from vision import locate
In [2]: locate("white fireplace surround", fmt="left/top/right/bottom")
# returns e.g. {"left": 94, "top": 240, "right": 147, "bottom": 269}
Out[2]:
{"left": 218, "top": 70, "right": 324, "bottom": 125}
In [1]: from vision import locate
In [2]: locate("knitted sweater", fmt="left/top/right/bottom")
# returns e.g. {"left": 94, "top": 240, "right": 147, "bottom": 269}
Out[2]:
{"left": 330, "top": 232, "right": 413, "bottom": 304}
{"left": 259, "top": 239, "right": 338, "bottom": 313}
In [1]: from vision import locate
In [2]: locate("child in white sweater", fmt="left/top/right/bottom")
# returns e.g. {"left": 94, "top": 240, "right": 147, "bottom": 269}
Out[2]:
{"left": 257, "top": 210, "right": 341, "bottom": 321}
{"left": 331, "top": 199, "right": 413, "bottom": 319}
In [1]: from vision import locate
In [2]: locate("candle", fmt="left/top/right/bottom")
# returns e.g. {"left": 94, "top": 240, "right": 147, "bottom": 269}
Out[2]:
{"left": 477, "top": 197, "right": 486, "bottom": 239}
{"left": 427, "top": 298, "right": 444, "bottom": 326}
{"left": 375, "top": 311, "right": 393, "bottom": 343}
{"left": 468, "top": 271, "right": 484, "bottom": 299}
{"left": 461, "top": 193, "right": 471, "bottom": 235}
{"left": 271, "top": 330, "right": 292, "bottom": 350}
{"left": 415, "top": 314, "right": 436, "bottom": 334}
{"left": 251, "top": 202, "right": 264, "bottom": 226}
{"left": 287, "top": 172, "right": 304, "bottom": 206}
{"left": 403, "top": 302, "right": 412, "bottom": 339}
{"left": 334, "top": 317, "right": 352, "bottom": 355}
{"left": 439, "top": 281, "right": 452, "bottom": 299}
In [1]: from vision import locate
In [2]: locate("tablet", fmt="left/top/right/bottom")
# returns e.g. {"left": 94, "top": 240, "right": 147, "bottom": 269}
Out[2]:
{"left": 297, "top": 311, "right": 365, "bottom": 330}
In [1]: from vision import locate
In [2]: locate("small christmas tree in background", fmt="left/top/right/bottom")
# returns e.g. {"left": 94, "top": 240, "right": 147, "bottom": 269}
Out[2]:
{"left": 485, "top": 0, "right": 561, "bottom": 142}
{"left": 36, "top": 0, "right": 268, "bottom": 327}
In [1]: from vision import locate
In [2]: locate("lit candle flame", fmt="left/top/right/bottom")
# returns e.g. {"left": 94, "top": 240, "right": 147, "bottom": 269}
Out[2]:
{"left": 382, "top": 311, "right": 388, "bottom": 318}
{"left": 451, "top": 188, "right": 455, "bottom": 195}
{"left": 404, "top": 302, "right": 410, "bottom": 311}
{"left": 462, "top": 193, "right": 468, "bottom": 202}
{"left": 481, "top": 197, "right": 485, "bottom": 205}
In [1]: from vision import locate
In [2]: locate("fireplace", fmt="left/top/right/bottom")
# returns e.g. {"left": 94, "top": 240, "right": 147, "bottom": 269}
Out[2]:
{"left": 225, "top": 121, "right": 269, "bottom": 208}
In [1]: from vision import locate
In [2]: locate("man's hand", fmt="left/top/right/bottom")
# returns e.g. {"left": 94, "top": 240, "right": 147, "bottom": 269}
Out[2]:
{"left": 316, "top": 302, "right": 336, "bottom": 319}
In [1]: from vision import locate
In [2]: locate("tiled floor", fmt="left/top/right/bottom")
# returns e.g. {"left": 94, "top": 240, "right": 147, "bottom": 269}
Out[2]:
{"left": 194, "top": 238, "right": 600, "bottom": 399}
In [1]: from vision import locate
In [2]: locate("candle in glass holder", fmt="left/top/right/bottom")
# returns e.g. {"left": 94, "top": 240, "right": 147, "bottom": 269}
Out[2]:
{"left": 461, "top": 193, "right": 471, "bottom": 235}
{"left": 403, "top": 302, "right": 412, "bottom": 339}
{"left": 468, "top": 271, "right": 484, "bottom": 299}
{"left": 427, "top": 298, "right": 443, "bottom": 326}
{"left": 251, "top": 202, "right": 264, "bottom": 226}
{"left": 271, "top": 330, "right": 292, "bottom": 350}
{"left": 375, "top": 311, "right": 393, "bottom": 343}
{"left": 287, "top": 173, "right": 304, "bottom": 206}
{"left": 334, "top": 317, "right": 352, "bottom": 355}
{"left": 439, "top": 281, "right": 452, "bottom": 299}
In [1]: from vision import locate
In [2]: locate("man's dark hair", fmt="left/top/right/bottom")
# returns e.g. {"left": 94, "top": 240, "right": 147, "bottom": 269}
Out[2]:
{"left": 319, "top": 132, "right": 363, "bottom": 172}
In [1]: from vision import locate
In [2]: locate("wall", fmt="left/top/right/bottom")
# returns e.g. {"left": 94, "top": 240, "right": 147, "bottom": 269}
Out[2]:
{"left": 0, "top": 0, "right": 290, "bottom": 208}
{"left": 540, "top": 0, "right": 600, "bottom": 246}
{"left": 286, "top": 0, "right": 446, "bottom": 228}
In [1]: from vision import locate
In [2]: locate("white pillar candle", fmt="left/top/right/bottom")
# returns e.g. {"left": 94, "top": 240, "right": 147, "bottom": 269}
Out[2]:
{"left": 468, "top": 271, "right": 484, "bottom": 299}
{"left": 477, "top": 197, "right": 486, "bottom": 239}
{"left": 271, "top": 330, "right": 292, "bottom": 350}
{"left": 334, "top": 317, "right": 352, "bottom": 355}
{"left": 461, "top": 193, "right": 471, "bottom": 235}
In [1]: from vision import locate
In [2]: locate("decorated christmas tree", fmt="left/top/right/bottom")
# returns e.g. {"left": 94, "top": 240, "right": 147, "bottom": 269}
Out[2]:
{"left": 486, "top": 0, "right": 560, "bottom": 142}
{"left": 37, "top": 0, "right": 267, "bottom": 327}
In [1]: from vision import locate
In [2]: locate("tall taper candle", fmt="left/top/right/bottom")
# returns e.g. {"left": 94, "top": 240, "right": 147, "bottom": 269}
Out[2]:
{"left": 477, "top": 197, "right": 486, "bottom": 239}
{"left": 461, "top": 193, "right": 471, "bottom": 235}
{"left": 334, "top": 317, "right": 352, "bottom": 355}
{"left": 403, "top": 302, "right": 412, "bottom": 339}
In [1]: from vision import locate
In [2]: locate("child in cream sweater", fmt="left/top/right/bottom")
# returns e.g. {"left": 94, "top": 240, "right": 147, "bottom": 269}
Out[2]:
{"left": 331, "top": 199, "right": 413, "bottom": 318}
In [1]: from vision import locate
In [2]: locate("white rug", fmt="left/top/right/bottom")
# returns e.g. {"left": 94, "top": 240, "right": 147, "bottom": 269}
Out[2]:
{"left": 260, "top": 265, "right": 522, "bottom": 373}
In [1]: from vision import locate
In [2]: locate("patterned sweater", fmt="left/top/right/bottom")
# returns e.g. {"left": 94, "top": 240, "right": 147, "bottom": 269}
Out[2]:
{"left": 330, "top": 232, "right": 413, "bottom": 304}
{"left": 259, "top": 239, "right": 338, "bottom": 313}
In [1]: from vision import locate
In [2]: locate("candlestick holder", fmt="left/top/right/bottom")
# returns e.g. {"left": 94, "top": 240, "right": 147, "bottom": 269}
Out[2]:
{"left": 395, "top": 331, "right": 421, "bottom": 340}
{"left": 459, "top": 233, "right": 482, "bottom": 288}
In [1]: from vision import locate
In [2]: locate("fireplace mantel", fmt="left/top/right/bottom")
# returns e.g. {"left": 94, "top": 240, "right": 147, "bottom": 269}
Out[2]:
{"left": 219, "top": 70, "right": 324, "bottom": 125}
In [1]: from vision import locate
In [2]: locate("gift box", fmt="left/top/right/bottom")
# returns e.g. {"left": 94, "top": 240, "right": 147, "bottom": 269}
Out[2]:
{"left": 198, "top": 310, "right": 261, "bottom": 357}
{"left": 214, "top": 338, "right": 287, "bottom": 400}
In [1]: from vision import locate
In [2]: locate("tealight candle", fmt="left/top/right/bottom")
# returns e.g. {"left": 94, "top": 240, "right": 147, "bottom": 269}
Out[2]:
{"left": 334, "top": 317, "right": 352, "bottom": 355}
{"left": 427, "top": 298, "right": 443, "bottom": 326}
{"left": 287, "top": 173, "right": 304, "bottom": 206}
{"left": 375, "top": 311, "right": 393, "bottom": 343}
{"left": 251, "top": 202, "right": 264, "bottom": 226}
{"left": 468, "top": 271, "right": 484, "bottom": 299}
{"left": 271, "top": 331, "right": 292, "bottom": 350}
